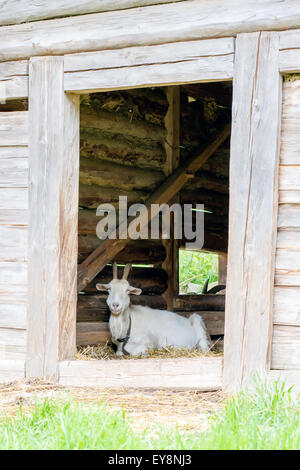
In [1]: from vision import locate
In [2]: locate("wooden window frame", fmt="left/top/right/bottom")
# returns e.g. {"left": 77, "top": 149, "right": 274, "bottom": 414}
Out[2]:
{"left": 5, "top": 30, "right": 295, "bottom": 389}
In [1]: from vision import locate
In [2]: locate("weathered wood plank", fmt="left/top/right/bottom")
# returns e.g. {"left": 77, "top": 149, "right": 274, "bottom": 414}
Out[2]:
{"left": 279, "top": 166, "right": 300, "bottom": 191}
{"left": 0, "top": 287, "right": 27, "bottom": 303}
{"left": 0, "top": 209, "right": 28, "bottom": 226}
{"left": 0, "top": 146, "right": 28, "bottom": 159}
{"left": 0, "top": 38, "right": 234, "bottom": 99}
{"left": 162, "top": 86, "right": 180, "bottom": 310}
{"left": 276, "top": 228, "right": 300, "bottom": 249}
{"left": 59, "top": 356, "right": 223, "bottom": 390}
{"left": 273, "top": 286, "right": 300, "bottom": 326}
{"left": 0, "top": 157, "right": 28, "bottom": 188}
{"left": 0, "top": 328, "right": 26, "bottom": 360}
{"left": 0, "top": 359, "right": 25, "bottom": 383}
{"left": 278, "top": 204, "right": 300, "bottom": 228}
{"left": 275, "top": 248, "right": 300, "bottom": 286}
{"left": 0, "top": 226, "right": 27, "bottom": 261}
{"left": 0, "top": 261, "right": 27, "bottom": 286}
{"left": 2, "top": 1, "right": 300, "bottom": 62}
{"left": 0, "top": 112, "right": 28, "bottom": 145}
{"left": 279, "top": 49, "right": 300, "bottom": 72}
{"left": 223, "top": 32, "right": 282, "bottom": 392}
{"left": 279, "top": 79, "right": 300, "bottom": 164}
{"left": 27, "top": 57, "right": 79, "bottom": 380}
{"left": 0, "top": 0, "right": 184, "bottom": 26}
{"left": 271, "top": 325, "right": 300, "bottom": 370}
{"left": 280, "top": 28, "right": 300, "bottom": 50}
{"left": 0, "top": 58, "right": 28, "bottom": 99}
{"left": 279, "top": 190, "right": 300, "bottom": 203}
{"left": 0, "top": 188, "right": 28, "bottom": 210}
{"left": 65, "top": 56, "right": 233, "bottom": 93}
{"left": 0, "top": 303, "right": 26, "bottom": 329}
{"left": 65, "top": 38, "right": 234, "bottom": 72}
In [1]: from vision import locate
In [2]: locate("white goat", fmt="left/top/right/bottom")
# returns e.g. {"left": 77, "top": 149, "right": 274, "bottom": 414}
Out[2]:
{"left": 96, "top": 263, "right": 211, "bottom": 356}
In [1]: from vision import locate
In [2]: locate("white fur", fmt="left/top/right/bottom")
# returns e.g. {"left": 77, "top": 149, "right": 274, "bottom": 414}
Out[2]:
{"left": 96, "top": 278, "right": 211, "bottom": 356}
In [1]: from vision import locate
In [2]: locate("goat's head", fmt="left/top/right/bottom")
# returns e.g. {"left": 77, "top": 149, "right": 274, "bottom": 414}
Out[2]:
{"left": 96, "top": 263, "right": 142, "bottom": 316}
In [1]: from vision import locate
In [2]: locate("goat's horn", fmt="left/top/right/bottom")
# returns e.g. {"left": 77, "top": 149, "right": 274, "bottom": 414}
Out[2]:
{"left": 113, "top": 262, "right": 118, "bottom": 279}
{"left": 122, "top": 263, "right": 131, "bottom": 280}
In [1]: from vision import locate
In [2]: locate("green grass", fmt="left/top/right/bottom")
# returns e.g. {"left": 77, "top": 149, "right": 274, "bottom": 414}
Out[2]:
{"left": 179, "top": 250, "right": 219, "bottom": 294}
{"left": 0, "top": 378, "right": 299, "bottom": 450}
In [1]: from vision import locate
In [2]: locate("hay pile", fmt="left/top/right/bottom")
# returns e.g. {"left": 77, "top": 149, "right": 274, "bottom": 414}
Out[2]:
{"left": 76, "top": 338, "right": 223, "bottom": 361}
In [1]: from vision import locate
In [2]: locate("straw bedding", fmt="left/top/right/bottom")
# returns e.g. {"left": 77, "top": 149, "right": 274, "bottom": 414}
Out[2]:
{"left": 76, "top": 338, "right": 223, "bottom": 361}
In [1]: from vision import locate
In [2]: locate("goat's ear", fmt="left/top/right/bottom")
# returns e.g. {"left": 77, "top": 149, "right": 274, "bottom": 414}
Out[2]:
{"left": 128, "top": 285, "right": 142, "bottom": 295}
{"left": 96, "top": 283, "right": 110, "bottom": 292}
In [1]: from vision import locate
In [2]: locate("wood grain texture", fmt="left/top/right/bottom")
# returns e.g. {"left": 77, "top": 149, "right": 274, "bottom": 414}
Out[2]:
{"left": 0, "top": 303, "right": 26, "bottom": 329}
{"left": 279, "top": 80, "right": 300, "bottom": 165}
{"left": 0, "top": 59, "right": 28, "bottom": 100}
{"left": 223, "top": 32, "right": 282, "bottom": 391}
{"left": 271, "top": 325, "right": 300, "bottom": 370}
{"left": 275, "top": 249, "right": 300, "bottom": 286}
{"left": 0, "top": 359, "right": 25, "bottom": 383}
{"left": 0, "top": 37, "right": 234, "bottom": 99}
{"left": 2, "top": 1, "right": 300, "bottom": 62}
{"left": 59, "top": 356, "right": 223, "bottom": 390}
{"left": 273, "top": 286, "right": 300, "bottom": 326}
{"left": 0, "top": 157, "right": 28, "bottom": 188}
{"left": 64, "top": 40, "right": 234, "bottom": 92}
{"left": 0, "top": 112, "right": 28, "bottom": 145}
{"left": 0, "top": 328, "right": 26, "bottom": 360}
{"left": 0, "top": 0, "right": 184, "bottom": 26}
{"left": 26, "top": 57, "right": 79, "bottom": 380}
{"left": 0, "top": 111, "right": 28, "bottom": 362}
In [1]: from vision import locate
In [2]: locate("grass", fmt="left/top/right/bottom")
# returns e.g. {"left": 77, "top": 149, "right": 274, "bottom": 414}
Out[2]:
{"left": 179, "top": 250, "right": 219, "bottom": 294}
{"left": 0, "top": 378, "right": 299, "bottom": 450}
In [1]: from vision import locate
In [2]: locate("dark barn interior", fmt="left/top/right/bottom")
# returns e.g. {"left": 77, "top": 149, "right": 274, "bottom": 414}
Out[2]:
{"left": 76, "top": 82, "right": 232, "bottom": 349}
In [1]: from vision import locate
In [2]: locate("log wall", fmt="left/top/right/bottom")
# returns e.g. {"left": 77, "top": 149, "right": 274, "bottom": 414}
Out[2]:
{"left": 77, "top": 84, "right": 230, "bottom": 335}
{"left": 0, "top": 111, "right": 28, "bottom": 381}
{"left": 272, "top": 77, "right": 300, "bottom": 371}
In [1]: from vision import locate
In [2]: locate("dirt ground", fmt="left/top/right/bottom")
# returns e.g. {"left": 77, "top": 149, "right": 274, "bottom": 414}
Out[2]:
{"left": 0, "top": 379, "right": 226, "bottom": 431}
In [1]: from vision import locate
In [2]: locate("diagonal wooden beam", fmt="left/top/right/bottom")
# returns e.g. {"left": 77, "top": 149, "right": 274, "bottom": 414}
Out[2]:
{"left": 77, "top": 122, "right": 231, "bottom": 292}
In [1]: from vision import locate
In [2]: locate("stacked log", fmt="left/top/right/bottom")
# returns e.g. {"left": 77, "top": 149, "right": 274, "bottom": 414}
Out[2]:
{"left": 77, "top": 84, "right": 230, "bottom": 339}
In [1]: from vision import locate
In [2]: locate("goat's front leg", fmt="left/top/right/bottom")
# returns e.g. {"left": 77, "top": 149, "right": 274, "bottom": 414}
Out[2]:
{"left": 124, "top": 341, "right": 148, "bottom": 356}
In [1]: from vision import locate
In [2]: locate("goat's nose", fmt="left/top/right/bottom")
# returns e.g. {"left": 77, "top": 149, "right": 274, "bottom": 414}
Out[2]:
{"left": 112, "top": 302, "right": 120, "bottom": 310}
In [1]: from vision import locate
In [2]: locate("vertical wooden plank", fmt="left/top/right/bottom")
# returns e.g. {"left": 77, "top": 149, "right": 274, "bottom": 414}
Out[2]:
{"left": 26, "top": 57, "right": 79, "bottom": 380}
{"left": 162, "top": 86, "right": 180, "bottom": 310}
{"left": 223, "top": 32, "right": 282, "bottom": 391}
{"left": 218, "top": 253, "right": 227, "bottom": 285}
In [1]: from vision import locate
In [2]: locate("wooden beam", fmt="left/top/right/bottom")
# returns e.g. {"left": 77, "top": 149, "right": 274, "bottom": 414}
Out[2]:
{"left": 162, "top": 86, "right": 180, "bottom": 310}
{"left": 77, "top": 122, "right": 231, "bottom": 292}
{"left": 223, "top": 32, "right": 282, "bottom": 392}
{"left": 59, "top": 356, "right": 223, "bottom": 390}
{"left": 3, "top": 1, "right": 300, "bottom": 62}
{"left": 26, "top": 57, "right": 80, "bottom": 380}
{"left": 0, "top": 0, "right": 184, "bottom": 26}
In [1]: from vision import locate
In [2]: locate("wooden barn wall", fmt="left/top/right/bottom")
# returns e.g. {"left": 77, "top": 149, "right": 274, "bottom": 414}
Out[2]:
{"left": 272, "top": 78, "right": 300, "bottom": 371}
{"left": 0, "top": 111, "right": 28, "bottom": 381}
{"left": 2, "top": 1, "right": 300, "bottom": 62}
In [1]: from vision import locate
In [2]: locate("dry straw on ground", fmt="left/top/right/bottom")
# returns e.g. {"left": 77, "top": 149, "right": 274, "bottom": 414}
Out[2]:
{"left": 0, "top": 379, "right": 225, "bottom": 431}
{"left": 76, "top": 338, "right": 223, "bottom": 361}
